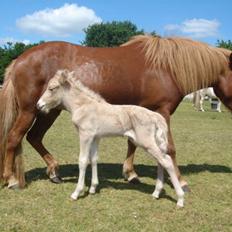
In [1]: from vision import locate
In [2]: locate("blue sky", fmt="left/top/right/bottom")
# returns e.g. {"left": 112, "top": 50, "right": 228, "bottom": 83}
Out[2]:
{"left": 0, "top": 0, "right": 231, "bottom": 46}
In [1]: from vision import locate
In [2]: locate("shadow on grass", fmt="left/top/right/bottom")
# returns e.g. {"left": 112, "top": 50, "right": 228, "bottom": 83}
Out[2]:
{"left": 25, "top": 163, "right": 231, "bottom": 203}
{"left": 26, "top": 162, "right": 231, "bottom": 185}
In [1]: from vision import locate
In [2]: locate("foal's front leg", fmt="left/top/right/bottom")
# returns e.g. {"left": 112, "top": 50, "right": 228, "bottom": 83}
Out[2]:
{"left": 89, "top": 139, "right": 99, "bottom": 194}
{"left": 71, "top": 134, "right": 93, "bottom": 200}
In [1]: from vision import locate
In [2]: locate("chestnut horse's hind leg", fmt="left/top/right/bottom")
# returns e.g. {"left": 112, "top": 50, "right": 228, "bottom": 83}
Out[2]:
{"left": 26, "top": 109, "right": 62, "bottom": 183}
{"left": 3, "top": 110, "right": 36, "bottom": 188}
{"left": 122, "top": 139, "right": 140, "bottom": 183}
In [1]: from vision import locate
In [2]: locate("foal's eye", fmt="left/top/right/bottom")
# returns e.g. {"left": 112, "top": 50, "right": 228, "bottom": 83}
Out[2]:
{"left": 49, "top": 87, "right": 57, "bottom": 92}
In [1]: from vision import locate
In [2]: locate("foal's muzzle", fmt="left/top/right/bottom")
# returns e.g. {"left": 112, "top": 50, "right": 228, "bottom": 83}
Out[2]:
{"left": 37, "top": 99, "right": 47, "bottom": 112}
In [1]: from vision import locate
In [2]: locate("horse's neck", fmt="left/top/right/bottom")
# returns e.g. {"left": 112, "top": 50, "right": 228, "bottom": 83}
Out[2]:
{"left": 62, "top": 88, "right": 96, "bottom": 113}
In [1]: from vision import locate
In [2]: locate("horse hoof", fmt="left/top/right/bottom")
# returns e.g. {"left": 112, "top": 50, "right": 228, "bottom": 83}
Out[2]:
{"left": 128, "top": 177, "right": 141, "bottom": 184}
{"left": 152, "top": 192, "right": 160, "bottom": 199}
{"left": 8, "top": 183, "right": 20, "bottom": 190}
{"left": 176, "top": 204, "right": 184, "bottom": 209}
{"left": 182, "top": 185, "right": 191, "bottom": 193}
{"left": 50, "top": 176, "right": 63, "bottom": 184}
{"left": 70, "top": 193, "right": 78, "bottom": 201}
{"left": 89, "top": 187, "right": 96, "bottom": 194}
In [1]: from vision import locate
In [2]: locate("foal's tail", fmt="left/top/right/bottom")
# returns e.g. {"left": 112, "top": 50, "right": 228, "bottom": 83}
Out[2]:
{"left": 155, "top": 114, "right": 169, "bottom": 154}
{"left": 0, "top": 60, "right": 25, "bottom": 187}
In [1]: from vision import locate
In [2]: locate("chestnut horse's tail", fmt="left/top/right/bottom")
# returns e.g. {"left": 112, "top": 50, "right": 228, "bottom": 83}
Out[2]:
{"left": 0, "top": 60, "right": 25, "bottom": 187}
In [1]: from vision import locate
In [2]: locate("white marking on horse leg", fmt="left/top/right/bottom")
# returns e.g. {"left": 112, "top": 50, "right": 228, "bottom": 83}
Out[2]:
{"left": 7, "top": 176, "right": 19, "bottom": 189}
{"left": 199, "top": 96, "right": 205, "bottom": 112}
{"left": 217, "top": 101, "right": 222, "bottom": 112}
{"left": 71, "top": 135, "right": 93, "bottom": 200}
{"left": 152, "top": 163, "right": 164, "bottom": 199}
{"left": 89, "top": 139, "right": 99, "bottom": 194}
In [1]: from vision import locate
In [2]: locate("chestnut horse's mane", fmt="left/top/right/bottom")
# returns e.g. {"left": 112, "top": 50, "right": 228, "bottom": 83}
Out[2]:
{"left": 122, "top": 35, "right": 231, "bottom": 93}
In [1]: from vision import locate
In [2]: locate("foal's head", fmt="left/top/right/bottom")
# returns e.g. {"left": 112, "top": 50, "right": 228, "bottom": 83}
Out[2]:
{"left": 37, "top": 69, "right": 71, "bottom": 113}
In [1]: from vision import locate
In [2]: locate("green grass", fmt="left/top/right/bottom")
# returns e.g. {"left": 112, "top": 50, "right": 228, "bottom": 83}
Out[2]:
{"left": 0, "top": 101, "right": 232, "bottom": 232}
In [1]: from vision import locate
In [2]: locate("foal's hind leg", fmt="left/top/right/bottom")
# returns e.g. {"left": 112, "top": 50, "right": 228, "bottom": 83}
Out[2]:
{"left": 123, "top": 139, "right": 140, "bottom": 183}
{"left": 152, "top": 163, "right": 164, "bottom": 199}
{"left": 26, "top": 110, "right": 62, "bottom": 183}
{"left": 3, "top": 111, "right": 36, "bottom": 188}
{"left": 158, "top": 111, "right": 189, "bottom": 192}
{"left": 147, "top": 145, "right": 184, "bottom": 207}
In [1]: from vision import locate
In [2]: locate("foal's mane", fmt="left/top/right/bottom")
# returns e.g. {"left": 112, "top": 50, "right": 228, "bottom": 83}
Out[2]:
{"left": 67, "top": 75, "right": 106, "bottom": 103}
{"left": 122, "top": 35, "right": 231, "bottom": 93}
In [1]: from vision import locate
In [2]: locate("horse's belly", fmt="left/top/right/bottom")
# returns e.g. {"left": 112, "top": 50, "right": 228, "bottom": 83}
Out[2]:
{"left": 96, "top": 122, "right": 125, "bottom": 137}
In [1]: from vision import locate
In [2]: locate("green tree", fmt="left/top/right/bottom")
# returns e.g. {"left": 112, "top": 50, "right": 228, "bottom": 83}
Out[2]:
{"left": 217, "top": 40, "right": 232, "bottom": 50}
{"left": 82, "top": 21, "right": 145, "bottom": 47}
{"left": 0, "top": 41, "right": 43, "bottom": 84}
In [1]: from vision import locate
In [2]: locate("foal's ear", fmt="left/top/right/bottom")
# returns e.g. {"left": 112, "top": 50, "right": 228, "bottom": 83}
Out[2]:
{"left": 67, "top": 71, "right": 76, "bottom": 82}
{"left": 58, "top": 69, "right": 69, "bottom": 84}
{"left": 69, "top": 71, "right": 75, "bottom": 78}
{"left": 229, "top": 53, "right": 232, "bottom": 71}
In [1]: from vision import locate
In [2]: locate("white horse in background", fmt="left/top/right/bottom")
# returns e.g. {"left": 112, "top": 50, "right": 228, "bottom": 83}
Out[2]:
{"left": 37, "top": 69, "right": 185, "bottom": 207}
{"left": 193, "top": 87, "right": 221, "bottom": 112}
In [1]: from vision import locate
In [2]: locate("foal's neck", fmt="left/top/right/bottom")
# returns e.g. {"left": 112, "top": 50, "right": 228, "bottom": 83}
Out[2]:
{"left": 62, "top": 87, "right": 98, "bottom": 114}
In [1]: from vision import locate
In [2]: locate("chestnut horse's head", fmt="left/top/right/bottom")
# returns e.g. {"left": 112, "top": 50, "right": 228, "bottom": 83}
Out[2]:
{"left": 37, "top": 69, "right": 71, "bottom": 113}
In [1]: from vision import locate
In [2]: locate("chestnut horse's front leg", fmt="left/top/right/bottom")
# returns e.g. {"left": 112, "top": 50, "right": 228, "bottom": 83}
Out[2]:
{"left": 3, "top": 110, "right": 36, "bottom": 188}
{"left": 26, "top": 109, "right": 62, "bottom": 183}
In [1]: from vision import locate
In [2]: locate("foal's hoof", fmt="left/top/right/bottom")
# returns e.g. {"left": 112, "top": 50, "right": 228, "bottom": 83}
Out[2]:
{"left": 182, "top": 185, "right": 191, "bottom": 193}
{"left": 50, "top": 176, "right": 63, "bottom": 184}
{"left": 70, "top": 193, "right": 78, "bottom": 201}
{"left": 89, "top": 187, "right": 96, "bottom": 194}
{"left": 176, "top": 200, "right": 184, "bottom": 208}
{"left": 152, "top": 191, "right": 160, "bottom": 199}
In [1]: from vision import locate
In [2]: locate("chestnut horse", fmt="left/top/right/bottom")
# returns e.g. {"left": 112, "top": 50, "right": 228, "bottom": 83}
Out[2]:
{"left": 0, "top": 35, "right": 231, "bottom": 189}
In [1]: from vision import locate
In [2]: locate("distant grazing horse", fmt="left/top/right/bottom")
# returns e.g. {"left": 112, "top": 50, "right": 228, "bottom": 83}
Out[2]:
{"left": 0, "top": 35, "right": 232, "bottom": 190}
{"left": 193, "top": 87, "right": 222, "bottom": 112}
{"left": 37, "top": 70, "right": 185, "bottom": 207}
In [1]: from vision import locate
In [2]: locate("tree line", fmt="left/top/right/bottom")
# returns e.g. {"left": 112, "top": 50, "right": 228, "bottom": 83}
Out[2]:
{"left": 0, "top": 21, "right": 231, "bottom": 84}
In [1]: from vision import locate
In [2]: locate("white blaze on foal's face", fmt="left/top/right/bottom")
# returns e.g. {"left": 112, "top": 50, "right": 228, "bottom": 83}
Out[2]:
{"left": 37, "top": 70, "right": 68, "bottom": 113}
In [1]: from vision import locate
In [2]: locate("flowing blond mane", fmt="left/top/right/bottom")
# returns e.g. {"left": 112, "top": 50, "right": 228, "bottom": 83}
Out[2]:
{"left": 122, "top": 35, "right": 231, "bottom": 93}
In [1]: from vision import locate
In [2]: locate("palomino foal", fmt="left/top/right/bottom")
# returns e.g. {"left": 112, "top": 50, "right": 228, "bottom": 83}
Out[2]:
{"left": 37, "top": 70, "right": 185, "bottom": 207}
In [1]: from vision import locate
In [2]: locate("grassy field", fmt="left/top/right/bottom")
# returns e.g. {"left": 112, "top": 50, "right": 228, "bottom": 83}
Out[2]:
{"left": 0, "top": 101, "right": 231, "bottom": 232}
